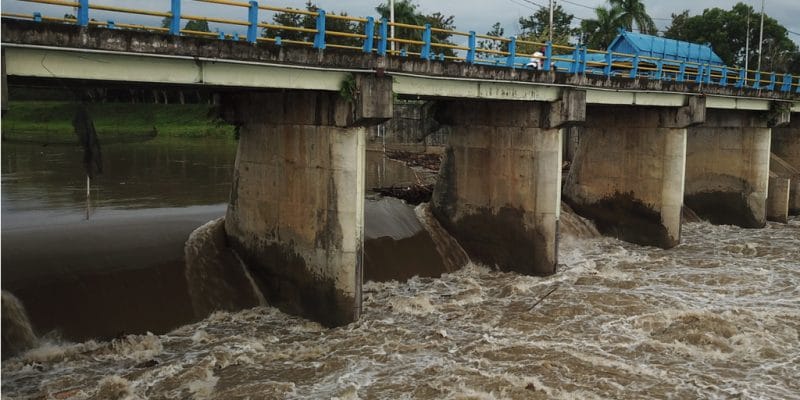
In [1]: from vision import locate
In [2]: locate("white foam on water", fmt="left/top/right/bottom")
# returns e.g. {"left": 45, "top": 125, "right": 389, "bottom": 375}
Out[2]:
{"left": 3, "top": 218, "right": 800, "bottom": 399}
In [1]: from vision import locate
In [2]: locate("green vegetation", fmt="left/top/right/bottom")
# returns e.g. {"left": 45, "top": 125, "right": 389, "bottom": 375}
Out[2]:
{"left": 2, "top": 101, "right": 234, "bottom": 144}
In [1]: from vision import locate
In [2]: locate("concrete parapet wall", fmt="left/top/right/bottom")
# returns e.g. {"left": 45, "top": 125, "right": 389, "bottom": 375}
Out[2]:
{"left": 563, "top": 105, "right": 690, "bottom": 248}
{"left": 685, "top": 110, "right": 771, "bottom": 227}
{"left": 431, "top": 100, "right": 565, "bottom": 275}
{"left": 771, "top": 116, "right": 800, "bottom": 214}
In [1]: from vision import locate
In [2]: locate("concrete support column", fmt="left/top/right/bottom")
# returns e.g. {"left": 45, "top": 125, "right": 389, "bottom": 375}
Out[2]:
{"left": 431, "top": 90, "right": 585, "bottom": 276}
{"left": 222, "top": 76, "right": 392, "bottom": 327}
{"left": 685, "top": 109, "right": 774, "bottom": 227}
{"left": 563, "top": 97, "right": 705, "bottom": 248}
{"left": 771, "top": 115, "right": 800, "bottom": 214}
{"left": 766, "top": 175, "right": 790, "bottom": 223}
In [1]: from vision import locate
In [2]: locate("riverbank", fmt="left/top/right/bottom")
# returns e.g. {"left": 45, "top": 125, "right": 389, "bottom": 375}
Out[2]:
{"left": 1, "top": 101, "right": 235, "bottom": 144}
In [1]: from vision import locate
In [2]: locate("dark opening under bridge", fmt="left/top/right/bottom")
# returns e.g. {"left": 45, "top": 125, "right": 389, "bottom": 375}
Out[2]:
{"left": 2, "top": 0, "right": 799, "bottom": 327}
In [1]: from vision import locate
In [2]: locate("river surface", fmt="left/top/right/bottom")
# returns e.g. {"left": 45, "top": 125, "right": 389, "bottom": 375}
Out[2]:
{"left": 2, "top": 139, "right": 800, "bottom": 399}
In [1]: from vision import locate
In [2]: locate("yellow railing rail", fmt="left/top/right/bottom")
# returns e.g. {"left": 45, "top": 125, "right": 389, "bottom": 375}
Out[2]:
{"left": 4, "top": 0, "right": 798, "bottom": 93}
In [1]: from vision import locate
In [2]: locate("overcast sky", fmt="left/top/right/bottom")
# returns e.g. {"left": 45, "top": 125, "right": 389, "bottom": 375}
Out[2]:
{"left": 3, "top": 0, "right": 798, "bottom": 47}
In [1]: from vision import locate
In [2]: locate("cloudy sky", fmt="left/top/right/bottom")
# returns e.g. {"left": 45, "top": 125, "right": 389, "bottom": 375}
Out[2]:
{"left": 3, "top": 0, "right": 798, "bottom": 47}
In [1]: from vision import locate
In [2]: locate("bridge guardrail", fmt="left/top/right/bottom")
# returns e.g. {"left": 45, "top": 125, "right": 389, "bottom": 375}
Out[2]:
{"left": 4, "top": 0, "right": 800, "bottom": 95}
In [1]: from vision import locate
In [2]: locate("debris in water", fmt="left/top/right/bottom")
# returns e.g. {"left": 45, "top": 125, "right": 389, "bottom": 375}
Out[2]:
{"left": 372, "top": 183, "right": 433, "bottom": 205}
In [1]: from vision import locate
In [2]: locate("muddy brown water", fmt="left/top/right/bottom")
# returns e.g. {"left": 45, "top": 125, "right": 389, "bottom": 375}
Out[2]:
{"left": 3, "top": 140, "right": 799, "bottom": 399}
{"left": 1, "top": 140, "right": 437, "bottom": 346}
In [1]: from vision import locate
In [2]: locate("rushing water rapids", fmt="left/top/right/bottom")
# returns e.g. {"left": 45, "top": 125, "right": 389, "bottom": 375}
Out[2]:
{"left": 2, "top": 215, "right": 798, "bottom": 399}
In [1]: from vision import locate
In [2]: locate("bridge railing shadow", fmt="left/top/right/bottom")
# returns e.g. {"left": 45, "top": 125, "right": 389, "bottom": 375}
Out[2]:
{"left": 5, "top": 0, "right": 800, "bottom": 95}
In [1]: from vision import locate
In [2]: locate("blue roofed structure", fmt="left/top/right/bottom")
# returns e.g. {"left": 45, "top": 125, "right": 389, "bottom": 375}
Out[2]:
{"left": 607, "top": 29, "right": 724, "bottom": 66}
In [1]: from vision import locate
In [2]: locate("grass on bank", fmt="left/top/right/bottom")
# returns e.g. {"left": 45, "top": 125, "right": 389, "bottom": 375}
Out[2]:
{"left": 2, "top": 101, "right": 235, "bottom": 143}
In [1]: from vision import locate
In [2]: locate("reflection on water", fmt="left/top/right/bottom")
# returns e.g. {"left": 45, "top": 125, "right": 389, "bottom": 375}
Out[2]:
{"left": 2, "top": 217, "right": 798, "bottom": 399}
{"left": 2, "top": 139, "right": 237, "bottom": 227}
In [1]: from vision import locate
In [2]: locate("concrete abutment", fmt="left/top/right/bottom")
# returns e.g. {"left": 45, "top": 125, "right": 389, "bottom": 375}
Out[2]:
{"left": 685, "top": 109, "right": 776, "bottom": 228}
{"left": 563, "top": 98, "right": 704, "bottom": 248}
{"left": 431, "top": 90, "right": 585, "bottom": 276}
{"left": 221, "top": 76, "right": 392, "bottom": 327}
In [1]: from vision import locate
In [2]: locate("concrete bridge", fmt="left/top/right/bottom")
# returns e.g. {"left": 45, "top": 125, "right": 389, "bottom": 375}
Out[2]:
{"left": 2, "top": 17, "right": 799, "bottom": 327}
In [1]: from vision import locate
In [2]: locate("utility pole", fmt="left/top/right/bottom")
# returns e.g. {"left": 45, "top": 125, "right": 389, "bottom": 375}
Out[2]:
{"left": 745, "top": 8, "right": 750, "bottom": 72}
{"left": 757, "top": 0, "right": 765, "bottom": 72}
{"left": 549, "top": 0, "right": 554, "bottom": 43}
{"left": 390, "top": 0, "right": 395, "bottom": 53}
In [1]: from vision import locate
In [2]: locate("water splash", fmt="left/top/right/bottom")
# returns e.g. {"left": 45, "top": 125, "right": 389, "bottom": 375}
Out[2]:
{"left": 1, "top": 291, "right": 37, "bottom": 359}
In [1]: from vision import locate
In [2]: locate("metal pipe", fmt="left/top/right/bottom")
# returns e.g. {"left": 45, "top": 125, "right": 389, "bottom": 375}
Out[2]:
{"left": 757, "top": 0, "right": 765, "bottom": 71}
{"left": 390, "top": 0, "right": 395, "bottom": 53}
{"left": 549, "top": 0, "right": 554, "bottom": 44}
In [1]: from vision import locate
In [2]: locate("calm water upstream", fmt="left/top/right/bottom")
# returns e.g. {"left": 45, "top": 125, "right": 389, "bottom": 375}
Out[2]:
{"left": 2, "top": 139, "right": 800, "bottom": 399}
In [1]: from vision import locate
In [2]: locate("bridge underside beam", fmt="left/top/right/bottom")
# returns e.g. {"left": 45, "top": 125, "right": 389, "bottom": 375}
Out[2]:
{"left": 685, "top": 109, "right": 776, "bottom": 228}
{"left": 431, "top": 90, "right": 585, "bottom": 275}
{"left": 222, "top": 77, "right": 391, "bottom": 327}
{"left": 771, "top": 116, "right": 800, "bottom": 215}
{"left": 564, "top": 99, "right": 705, "bottom": 248}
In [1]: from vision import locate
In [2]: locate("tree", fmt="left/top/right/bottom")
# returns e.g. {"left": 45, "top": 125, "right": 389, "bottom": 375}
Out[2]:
{"left": 580, "top": 6, "right": 624, "bottom": 49}
{"left": 516, "top": 4, "right": 576, "bottom": 51}
{"left": 262, "top": 1, "right": 360, "bottom": 47}
{"left": 609, "top": 0, "right": 657, "bottom": 35}
{"left": 663, "top": 2, "right": 799, "bottom": 72}
{"left": 184, "top": 19, "right": 210, "bottom": 32}
{"left": 479, "top": 22, "right": 508, "bottom": 54}
{"left": 376, "top": 1, "right": 457, "bottom": 57}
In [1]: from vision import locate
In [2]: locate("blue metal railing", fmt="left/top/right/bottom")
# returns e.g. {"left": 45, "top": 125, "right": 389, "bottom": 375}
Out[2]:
{"left": 4, "top": 0, "right": 800, "bottom": 94}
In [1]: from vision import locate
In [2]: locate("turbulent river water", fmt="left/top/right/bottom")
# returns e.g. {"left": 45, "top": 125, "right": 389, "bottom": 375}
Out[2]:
{"left": 2, "top": 215, "right": 798, "bottom": 399}
{"left": 2, "top": 139, "right": 799, "bottom": 399}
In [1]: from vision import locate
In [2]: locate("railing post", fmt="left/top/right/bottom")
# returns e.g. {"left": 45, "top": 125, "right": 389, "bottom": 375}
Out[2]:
{"left": 378, "top": 18, "right": 388, "bottom": 56}
{"left": 753, "top": 71, "right": 761, "bottom": 89}
{"left": 33, "top": 12, "right": 42, "bottom": 23}
{"left": 218, "top": 31, "right": 225, "bottom": 40}
{"left": 579, "top": 46, "right": 588, "bottom": 74}
{"left": 400, "top": 48, "right": 407, "bottom": 57}
{"left": 543, "top": 41, "right": 552, "bottom": 72}
{"left": 704, "top": 64, "right": 712, "bottom": 84}
{"left": 77, "top": 0, "right": 89, "bottom": 27}
{"left": 677, "top": 62, "right": 686, "bottom": 82}
{"left": 569, "top": 46, "right": 580, "bottom": 74}
{"left": 735, "top": 68, "right": 745, "bottom": 88}
{"left": 720, "top": 66, "right": 728, "bottom": 86}
{"left": 695, "top": 64, "right": 704, "bottom": 84}
{"left": 655, "top": 61, "right": 663, "bottom": 80}
{"left": 169, "top": 0, "right": 181, "bottom": 35}
{"left": 466, "top": 31, "right": 476, "bottom": 64}
{"left": 421, "top": 24, "right": 431, "bottom": 60}
{"left": 766, "top": 72, "right": 776, "bottom": 91}
{"left": 506, "top": 36, "right": 516, "bottom": 69}
{"left": 246, "top": 1, "right": 258, "bottom": 43}
{"left": 780, "top": 73, "right": 792, "bottom": 92}
{"left": 275, "top": 36, "right": 282, "bottom": 46}
{"left": 603, "top": 49, "right": 612, "bottom": 77}
{"left": 629, "top": 54, "right": 639, "bottom": 79}
{"left": 313, "top": 9, "right": 326, "bottom": 49}
{"left": 107, "top": 20, "right": 115, "bottom": 29}
{"left": 362, "top": 17, "right": 375, "bottom": 53}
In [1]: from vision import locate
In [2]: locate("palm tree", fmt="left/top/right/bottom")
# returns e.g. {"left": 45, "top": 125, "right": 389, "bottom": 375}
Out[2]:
{"left": 581, "top": 5, "right": 624, "bottom": 49}
{"left": 609, "top": 0, "right": 657, "bottom": 35}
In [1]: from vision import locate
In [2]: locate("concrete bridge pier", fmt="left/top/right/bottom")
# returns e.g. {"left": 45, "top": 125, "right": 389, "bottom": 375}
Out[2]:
{"left": 431, "top": 90, "right": 586, "bottom": 276}
{"left": 684, "top": 108, "right": 787, "bottom": 227}
{"left": 770, "top": 115, "right": 800, "bottom": 215}
{"left": 563, "top": 97, "right": 706, "bottom": 248}
{"left": 221, "top": 76, "right": 392, "bottom": 327}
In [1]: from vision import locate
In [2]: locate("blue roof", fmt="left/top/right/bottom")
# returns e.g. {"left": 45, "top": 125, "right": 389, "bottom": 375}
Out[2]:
{"left": 608, "top": 30, "right": 724, "bottom": 66}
